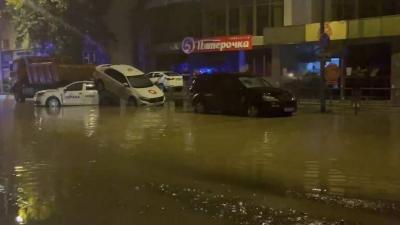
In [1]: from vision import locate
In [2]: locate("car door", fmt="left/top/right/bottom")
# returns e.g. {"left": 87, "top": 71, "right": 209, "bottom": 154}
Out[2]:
{"left": 83, "top": 82, "right": 99, "bottom": 105}
{"left": 104, "top": 69, "right": 129, "bottom": 99}
{"left": 114, "top": 73, "right": 131, "bottom": 100}
{"left": 63, "top": 82, "right": 84, "bottom": 106}
{"left": 201, "top": 76, "right": 220, "bottom": 111}
{"left": 100, "top": 68, "right": 115, "bottom": 90}
{"left": 104, "top": 69, "right": 123, "bottom": 94}
{"left": 218, "top": 77, "right": 243, "bottom": 113}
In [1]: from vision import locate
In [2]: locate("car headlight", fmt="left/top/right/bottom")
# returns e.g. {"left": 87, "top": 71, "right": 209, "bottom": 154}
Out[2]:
{"left": 262, "top": 94, "right": 279, "bottom": 102}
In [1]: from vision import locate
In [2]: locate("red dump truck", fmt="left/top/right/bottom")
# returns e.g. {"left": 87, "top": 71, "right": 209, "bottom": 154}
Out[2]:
{"left": 11, "top": 56, "right": 95, "bottom": 102}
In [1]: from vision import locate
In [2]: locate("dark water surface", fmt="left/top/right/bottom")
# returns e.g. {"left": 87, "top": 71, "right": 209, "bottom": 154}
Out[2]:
{"left": 0, "top": 96, "right": 399, "bottom": 225}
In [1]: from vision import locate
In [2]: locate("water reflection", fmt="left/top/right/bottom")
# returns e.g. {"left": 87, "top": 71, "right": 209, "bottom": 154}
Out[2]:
{"left": 0, "top": 100, "right": 399, "bottom": 224}
{"left": 303, "top": 161, "right": 321, "bottom": 193}
{"left": 33, "top": 106, "right": 99, "bottom": 137}
{"left": 14, "top": 162, "right": 54, "bottom": 224}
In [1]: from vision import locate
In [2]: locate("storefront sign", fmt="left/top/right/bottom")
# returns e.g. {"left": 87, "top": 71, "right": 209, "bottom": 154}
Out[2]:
{"left": 306, "top": 21, "right": 347, "bottom": 42}
{"left": 182, "top": 35, "right": 253, "bottom": 54}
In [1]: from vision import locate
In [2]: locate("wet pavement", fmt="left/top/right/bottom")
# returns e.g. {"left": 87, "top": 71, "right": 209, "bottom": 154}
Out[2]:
{"left": 0, "top": 96, "right": 400, "bottom": 225}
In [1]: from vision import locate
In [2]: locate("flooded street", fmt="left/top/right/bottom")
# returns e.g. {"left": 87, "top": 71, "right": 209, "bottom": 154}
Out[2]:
{"left": 1, "top": 96, "right": 400, "bottom": 225}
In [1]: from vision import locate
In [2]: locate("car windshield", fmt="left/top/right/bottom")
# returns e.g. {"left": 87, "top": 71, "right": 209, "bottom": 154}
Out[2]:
{"left": 238, "top": 77, "right": 272, "bottom": 89}
{"left": 127, "top": 75, "right": 154, "bottom": 88}
{"left": 164, "top": 72, "right": 181, "bottom": 77}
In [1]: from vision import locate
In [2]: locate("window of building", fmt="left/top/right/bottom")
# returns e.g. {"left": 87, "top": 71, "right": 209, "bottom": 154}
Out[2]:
{"left": 381, "top": 0, "right": 400, "bottom": 16}
{"left": 150, "top": 3, "right": 202, "bottom": 43}
{"left": 1, "top": 39, "right": 10, "bottom": 50}
{"left": 214, "top": 10, "right": 226, "bottom": 36}
{"left": 332, "top": 0, "right": 400, "bottom": 20}
{"left": 205, "top": 9, "right": 226, "bottom": 36}
{"left": 241, "top": 6, "right": 253, "bottom": 35}
{"left": 360, "top": 1, "right": 381, "bottom": 18}
{"left": 257, "top": 5, "right": 269, "bottom": 35}
{"left": 332, "top": 0, "right": 356, "bottom": 20}
{"left": 229, "top": 8, "right": 240, "bottom": 35}
{"left": 256, "top": 0, "right": 283, "bottom": 35}
{"left": 358, "top": 0, "right": 400, "bottom": 18}
{"left": 235, "top": 0, "right": 284, "bottom": 36}
{"left": 15, "top": 41, "right": 22, "bottom": 49}
{"left": 272, "top": 1, "right": 283, "bottom": 27}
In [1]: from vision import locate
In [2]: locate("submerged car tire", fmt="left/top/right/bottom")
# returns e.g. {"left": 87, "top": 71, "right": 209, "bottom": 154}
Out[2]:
{"left": 45, "top": 105, "right": 61, "bottom": 116}
{"left": 283, "top": 112, "right": 293, "bottom": 117}
{"left": 15, "top": 94, "right": 26, "bottom": 103}
{"left": 246, "top": 104, "right": 259, "bottom": 117}
{"left": 159, "top": 84, "right": 167, "bottom": 92}
{"left": 99, "top": 96, "right": 112, "bottom": 106}
{"left": 194, "top": 101, "right": 207, "bottom": 114}
{"left": 96, "top": 80, "right": 105, "bottom": 92}
{"left": 46, "top": 97, "right": 61, "bottom": 108}
{"left": 127, "top": 97, "right": 137, "bottom": 107}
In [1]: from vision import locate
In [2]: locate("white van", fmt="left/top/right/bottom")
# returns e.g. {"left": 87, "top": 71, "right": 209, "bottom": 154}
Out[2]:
{"left": 93, "top": 65, "right": 165, "bottom": 106}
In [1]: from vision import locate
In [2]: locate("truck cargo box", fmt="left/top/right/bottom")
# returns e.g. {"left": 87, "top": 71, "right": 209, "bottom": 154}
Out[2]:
{"left": 11, "top": 56, "right": 95, "bottom": 102}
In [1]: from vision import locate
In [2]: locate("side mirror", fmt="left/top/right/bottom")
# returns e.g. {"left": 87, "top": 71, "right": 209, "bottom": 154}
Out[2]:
{"left": 123, "top": 83, "right": 129, "bottom": 87}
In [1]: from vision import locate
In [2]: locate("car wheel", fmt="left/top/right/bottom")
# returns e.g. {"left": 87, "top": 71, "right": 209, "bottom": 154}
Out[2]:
{"left": 246, "top": 104, "right": 259, "bottom": 117}
{"left": 160, "top": 84, "right": 167, "bottom": 92}
{"left": 194, "top": 101, "right": 206, "bottom": 114}
{"left": 283, "top": 112, "right": 293, "bottom": 117}
{"left": 46, "top": 97, "right": 61, "bottom": 108}
{"left": 45, "top": 106, "right": 61, "bottom": 116}
{"left": 99, "top": 96, "right": 112, "bottom": 106}
{"left": 15, "top": 94, "right": 25, "bottom": 103}
{"left": 127, "top": 97, "right": 137, "bottom": 107}
{"left": 96, "top": 80, "right": 105, "bottom": 92}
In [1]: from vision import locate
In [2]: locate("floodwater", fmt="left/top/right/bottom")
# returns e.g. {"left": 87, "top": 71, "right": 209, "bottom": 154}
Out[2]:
{"left": 0, "top": 96, "right": 400, "bottom": 225}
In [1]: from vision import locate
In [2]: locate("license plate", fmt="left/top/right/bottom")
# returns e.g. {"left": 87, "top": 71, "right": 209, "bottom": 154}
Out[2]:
{"left": 284, "top": 107, "right": 295, "bottom": 112}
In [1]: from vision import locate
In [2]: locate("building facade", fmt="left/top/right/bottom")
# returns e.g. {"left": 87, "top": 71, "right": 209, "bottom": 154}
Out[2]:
{"left": 268, "top": 0, "right": 400, "bottom": 103}
{"left": 120, "top": 0, "right": 400, "bottom": 104}
{"left": 130, "top": 0, "right": 285, "bottom": 74}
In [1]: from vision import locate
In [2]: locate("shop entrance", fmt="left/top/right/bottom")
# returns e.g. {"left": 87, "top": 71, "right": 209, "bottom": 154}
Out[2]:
{"left": 345, "top": 43, "right": 391, "bottom": 100}
{"left": 247, "top": 48, "right": 272, "bottom": 76}
{"left": 157, "top": 51, "right": 242, "bottom": 75}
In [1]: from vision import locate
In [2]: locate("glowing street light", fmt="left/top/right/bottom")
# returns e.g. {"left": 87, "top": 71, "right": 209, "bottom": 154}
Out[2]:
{"left": 16, "top": 215, "right": 25, "bottom": 224}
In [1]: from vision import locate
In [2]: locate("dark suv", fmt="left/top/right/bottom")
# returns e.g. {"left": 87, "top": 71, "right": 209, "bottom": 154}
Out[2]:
{"left": 190, "top": 74, "right": 297, "bottom": 117}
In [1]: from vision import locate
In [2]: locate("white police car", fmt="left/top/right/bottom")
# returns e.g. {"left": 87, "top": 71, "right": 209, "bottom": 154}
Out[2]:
{"left": 34, "top": 81, "right": 99, "bottom": 108}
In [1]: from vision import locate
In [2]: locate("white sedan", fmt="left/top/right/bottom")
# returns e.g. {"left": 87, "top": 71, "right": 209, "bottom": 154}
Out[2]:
{"left": 34, "top": 81, "right": 99, "bottom": 108}
{"left": 146, "top": 71, "right": 184, "bottom": 91}
{"left": 93, "top": 65, "right": 165, "bottom": 106}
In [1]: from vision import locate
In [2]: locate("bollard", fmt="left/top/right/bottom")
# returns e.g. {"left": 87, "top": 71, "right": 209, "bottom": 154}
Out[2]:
{"left": 352, "top": 88, "right": 361, "bottom": 115}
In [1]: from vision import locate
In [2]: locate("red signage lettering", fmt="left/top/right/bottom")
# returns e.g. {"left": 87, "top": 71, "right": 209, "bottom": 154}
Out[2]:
{"left": 182, "top": 35, "right": 253, "bottom": 54}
